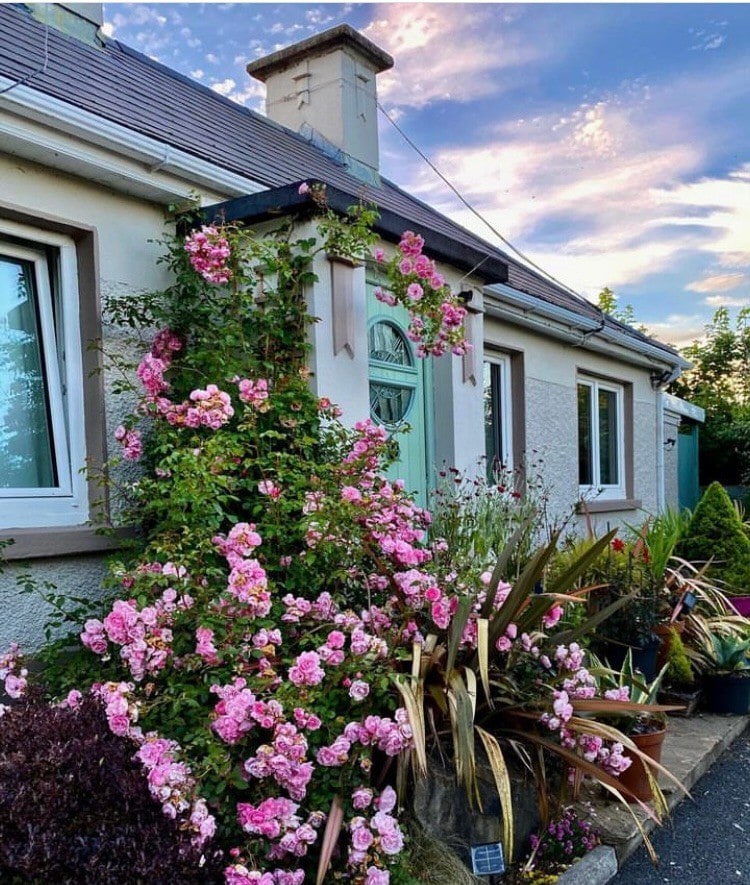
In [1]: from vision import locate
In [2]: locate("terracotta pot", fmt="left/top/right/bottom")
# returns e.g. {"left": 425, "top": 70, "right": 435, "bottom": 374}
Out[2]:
{"left": 618, "top": 725, "right": 667, "bottom": 803}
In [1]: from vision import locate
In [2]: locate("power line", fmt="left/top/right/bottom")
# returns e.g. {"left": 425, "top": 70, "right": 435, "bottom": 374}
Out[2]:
{"left": 376, "top": 98, "right": 602, "bottom": 313}
{"left": 0, "top": 10, "right": 50, "bottom": 96}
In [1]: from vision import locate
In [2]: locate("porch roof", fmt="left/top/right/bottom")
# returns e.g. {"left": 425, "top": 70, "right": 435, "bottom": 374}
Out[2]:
{"left": 200, "top": 181, "right": 511, "bottom": 285}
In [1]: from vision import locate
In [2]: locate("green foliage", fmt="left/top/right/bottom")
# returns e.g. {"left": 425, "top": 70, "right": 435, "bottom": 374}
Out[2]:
{"left": 600, "top": 649, "right": 667, "bottom": 705}
{"left": 704, "top": 631, "right": 750, "bottom": 674}
{"left": 664, "top": 629, "right": 694, "bottom": 688}
{"left": 672, "top": 307, "right": 750, "bottom": 485}
{"left": 676, "top": 482, "right": 750, "bottom": 594}
{"left": 589, "top": 649, "right": 669, "bottom": 733}
{"left": 314, "top": 192, "right": 379, "bottom": 262}
{"left": 428, "top": 461, "right": 551, "bottom": 583}
{"left": 553, "top": 535, "right": 661, "bottom": 648}
{"left": 596, "top": 287, "right": 645, "bottom": 333}
{"left": 628, "top": 509, "right": 691, "bottom": 581}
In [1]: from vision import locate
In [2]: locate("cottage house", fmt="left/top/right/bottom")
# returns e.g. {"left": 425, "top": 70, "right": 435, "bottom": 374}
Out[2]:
{"left": 0, "top": 3, "right": 698, "bottom": 651}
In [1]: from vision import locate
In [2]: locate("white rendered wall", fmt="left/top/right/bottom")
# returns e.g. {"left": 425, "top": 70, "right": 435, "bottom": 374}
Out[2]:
{"left": 262, "top": 46, "right": 381, "bottom": 171}
{"left": 307, "top": 243, "right": 371, "bottom": 424}
{"left": 431, "top": 288, "right": 486, "bottom": 478}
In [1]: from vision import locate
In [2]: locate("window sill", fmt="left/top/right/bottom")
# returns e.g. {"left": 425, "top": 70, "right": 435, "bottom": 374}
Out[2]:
{"left": 577, "top": 498, "right": 642, "bottom": 514}
{"left": 0, "top": 526, "right": 137, "bottom": 560}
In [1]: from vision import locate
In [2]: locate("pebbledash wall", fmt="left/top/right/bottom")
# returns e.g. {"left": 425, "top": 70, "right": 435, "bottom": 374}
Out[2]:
{"left": 484, "top": 315, "right": 663, "bottom": 534}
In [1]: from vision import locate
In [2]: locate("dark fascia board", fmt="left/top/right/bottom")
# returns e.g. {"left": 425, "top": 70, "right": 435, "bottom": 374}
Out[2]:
{"left": 199, "top": 181, "right": 509, "bottom": 285}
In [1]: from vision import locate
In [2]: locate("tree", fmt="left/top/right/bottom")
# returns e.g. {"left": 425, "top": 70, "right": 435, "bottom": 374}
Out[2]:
{"left": 597, "top": 287, "right": 647, "bottom": 333}
{"left": 671, "top": 307, "right": 750, "bottom": 486}
{"left": 675, "top": 481, "right": 750, "bottom": 591}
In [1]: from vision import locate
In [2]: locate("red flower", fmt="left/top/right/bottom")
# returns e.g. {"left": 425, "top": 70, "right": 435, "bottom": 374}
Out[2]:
{"left": 611, "top": 538, "right": 625, "bottom": 553}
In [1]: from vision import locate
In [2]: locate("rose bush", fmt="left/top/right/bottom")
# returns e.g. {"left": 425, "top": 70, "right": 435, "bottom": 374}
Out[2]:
{"left": 1, "top": 206, "right": 672, "bottom": 881}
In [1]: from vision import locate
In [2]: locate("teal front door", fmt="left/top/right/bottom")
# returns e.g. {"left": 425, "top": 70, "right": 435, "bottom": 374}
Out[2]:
{"left": 367, "top": 282, "right": 432, "bottom": 506}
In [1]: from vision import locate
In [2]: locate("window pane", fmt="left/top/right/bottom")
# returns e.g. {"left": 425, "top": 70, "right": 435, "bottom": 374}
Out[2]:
{"left": 483, "top": 362, "right": 495, "bottom": 467}
{"left": 0, "top": 254, "right": 56, "bottom": 488}
{"left": 598, "top": 388, "right": 619, "bottom": 485}
{"left": 368, "top": 321, "right": 413, "bottom": 366}
{"left": 577, "top": 383, "right": 593, "bottom": 485}
{"left": 370, "top": 382, "right": 413, "bottom": 426}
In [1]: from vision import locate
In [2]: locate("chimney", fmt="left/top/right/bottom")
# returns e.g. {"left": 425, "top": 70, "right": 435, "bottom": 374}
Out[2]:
{"left": 29, "top": 4, "right": 104, "bottom": 46}
{"left": 247, "top": 25, "right": 393, "bottom": 183}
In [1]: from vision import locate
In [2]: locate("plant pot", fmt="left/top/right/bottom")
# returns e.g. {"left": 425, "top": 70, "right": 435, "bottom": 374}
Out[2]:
{"left": 703, "top": 673, "right": 750, "bottom": 714}
{"left": 600, "top": 637, "right": 660, "bottom": 682}
{"left": 727, "top": 596, "right": 750, "bottom": 618}
{"left": 658, "top": 687, "right": 702, "bottom": 718}
{"left": 617, "top": 724, "right": 667, "bottom": 803}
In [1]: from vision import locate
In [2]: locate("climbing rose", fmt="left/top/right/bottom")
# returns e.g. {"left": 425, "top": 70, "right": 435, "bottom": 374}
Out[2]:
{"left": 184, "top": 225, "right": 231, "bottom": 284}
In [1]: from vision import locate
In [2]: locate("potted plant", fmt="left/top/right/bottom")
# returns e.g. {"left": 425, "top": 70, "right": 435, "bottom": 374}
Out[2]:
{"left": 657, "top": 627, "right": 701, "bottom": 717}
{"left": 585, "top": 539, "right": 662, "bottom": 681}
{"left": 589, "top": 651, "right": 675, "bottom": 802}
{"left": 702, "top": 632, "right": 750, "bottom": 714}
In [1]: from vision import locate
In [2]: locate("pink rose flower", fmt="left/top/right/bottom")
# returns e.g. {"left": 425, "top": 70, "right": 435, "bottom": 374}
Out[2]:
{"left": 258, "top": 480, "right": 281, "bottom": 499}
{"left": 349, "top": 679, "right": 370, "bottom": 701}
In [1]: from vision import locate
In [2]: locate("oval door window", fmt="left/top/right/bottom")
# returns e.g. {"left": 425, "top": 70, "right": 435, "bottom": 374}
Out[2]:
{"left": 368, "top": 321, "right": 415, "bottom": 427}
{"left": 369, "top": 321, "right": 414, "bottom": 367}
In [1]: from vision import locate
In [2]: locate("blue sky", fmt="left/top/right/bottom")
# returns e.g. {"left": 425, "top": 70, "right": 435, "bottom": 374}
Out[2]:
{"left": 101, "top": 3, "right": 750, "bottom": 346}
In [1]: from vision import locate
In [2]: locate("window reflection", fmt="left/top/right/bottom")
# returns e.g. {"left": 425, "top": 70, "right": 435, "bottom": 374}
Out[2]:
{"left": 0, "top": 254, "right": 56, "bottom": 488}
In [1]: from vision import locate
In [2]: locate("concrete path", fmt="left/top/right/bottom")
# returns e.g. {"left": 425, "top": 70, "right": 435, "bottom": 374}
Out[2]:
{"left": 559, "top": 713, "right": 749, "bottom": 885}
{"left": 612, "top": 732, "right": 750, "bottom": 884}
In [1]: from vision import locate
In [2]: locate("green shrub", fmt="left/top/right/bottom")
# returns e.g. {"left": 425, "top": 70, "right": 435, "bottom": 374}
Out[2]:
{"left": 676, "top": 482, "right": 750, "bottom": 593}
{"left": 665, "top": 629, "right": 693, "bottom": 688}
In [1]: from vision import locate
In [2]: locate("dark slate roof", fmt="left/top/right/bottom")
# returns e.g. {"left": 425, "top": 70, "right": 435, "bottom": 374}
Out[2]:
{"left": 0, "top": 4, "right": 681, "bottom": 364}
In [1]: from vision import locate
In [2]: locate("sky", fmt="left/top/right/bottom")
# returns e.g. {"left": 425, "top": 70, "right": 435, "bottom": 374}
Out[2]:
{"left": 100, "top": 2, "right": 750, "bottom": 347}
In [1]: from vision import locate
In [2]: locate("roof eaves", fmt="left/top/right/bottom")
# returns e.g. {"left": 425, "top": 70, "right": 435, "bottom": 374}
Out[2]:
{"left": 485, "top": 283, "right": 688, "bottom": 369}
{"left": 201, "top": 181, "right": 510, "bottom": 285}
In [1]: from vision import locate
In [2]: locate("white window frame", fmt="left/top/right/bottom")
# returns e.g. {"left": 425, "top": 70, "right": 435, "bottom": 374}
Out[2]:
{"left": 484, "top": 354, "right": 513, "bottom": 472}
{"left": 0, "top": 219, "right": 88, "bottom": 528}
{"left": 577, "top": 376, "right": 626, "bottom": 501}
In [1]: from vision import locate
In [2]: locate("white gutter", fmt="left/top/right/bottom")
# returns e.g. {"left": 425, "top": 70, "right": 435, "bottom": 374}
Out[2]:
{"left": 485, "top": 283, "right": 690, "bottom": 372}
{"left": 0, "top": 76, "right": 266, "bottom": 200}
